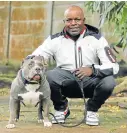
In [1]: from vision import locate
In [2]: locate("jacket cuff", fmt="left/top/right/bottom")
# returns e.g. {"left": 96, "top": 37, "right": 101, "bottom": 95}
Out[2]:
{"left": 91, "top": 64, "right": 98, "bottom": 77}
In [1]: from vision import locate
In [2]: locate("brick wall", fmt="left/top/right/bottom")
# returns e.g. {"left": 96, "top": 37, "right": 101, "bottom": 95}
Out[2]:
{"left": 0, "top": 1, "right": 53, "bottom": 63}
{"left": 10, "top": 1, "right": 53, "bottom": 62}
{"left": 0, "top": 1, "right": 119, "bottom": 63}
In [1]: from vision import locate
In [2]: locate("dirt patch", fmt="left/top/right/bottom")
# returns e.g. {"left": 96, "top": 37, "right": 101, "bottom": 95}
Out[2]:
{"left": 0, "top": 126, "right": 112, "bottom": 133}
{"left": 0, "top": 71, "right": 127, "bottom": 133}
{"left": 0, "top": 95, "right": 127, "bottom": 133}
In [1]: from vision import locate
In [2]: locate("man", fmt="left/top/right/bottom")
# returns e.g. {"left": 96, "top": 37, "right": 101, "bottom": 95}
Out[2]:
{"left": 30, "top": 5, "right": 119, "bottom": 126}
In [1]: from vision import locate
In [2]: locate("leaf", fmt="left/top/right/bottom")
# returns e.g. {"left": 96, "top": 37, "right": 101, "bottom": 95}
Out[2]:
{"left": 120, "top": 7, "right": 127, "bottom": 24}
{"left": 85, "top": 1, "right": 127, "bottom": 49}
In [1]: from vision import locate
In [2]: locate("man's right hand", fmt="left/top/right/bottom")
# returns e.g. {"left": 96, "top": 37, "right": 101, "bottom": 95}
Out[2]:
{"left": 74, "top": 67, "right": 93, "bottom": 79}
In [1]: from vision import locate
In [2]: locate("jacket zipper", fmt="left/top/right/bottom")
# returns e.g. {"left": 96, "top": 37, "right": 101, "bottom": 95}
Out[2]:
{"left": 74, "top": 41, "right": 78, "bottom": 68}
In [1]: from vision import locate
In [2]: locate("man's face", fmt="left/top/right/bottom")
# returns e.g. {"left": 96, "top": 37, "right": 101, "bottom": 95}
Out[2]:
{"left": 64, "top": 9, "right": 85, "bottom": 36}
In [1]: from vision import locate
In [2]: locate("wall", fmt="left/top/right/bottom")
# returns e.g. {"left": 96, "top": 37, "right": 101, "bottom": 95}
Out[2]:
{"left": 0, "top": 1, "right": 119, "bottom": 64}
{"left": 0, "top": 1, "right": 53, "bottom": 63}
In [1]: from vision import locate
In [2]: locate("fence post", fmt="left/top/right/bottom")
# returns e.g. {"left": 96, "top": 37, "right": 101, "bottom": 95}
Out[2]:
{"left": 6, "top": 1, "right": 12, "bottom": 65}
{"left": 49, "top": 1, "right": 55, "bottom": 65}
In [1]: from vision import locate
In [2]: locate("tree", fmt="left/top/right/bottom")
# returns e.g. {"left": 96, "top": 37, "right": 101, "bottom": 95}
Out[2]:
{"left": 85, "top": 1, "right": 127, "bottom": 49}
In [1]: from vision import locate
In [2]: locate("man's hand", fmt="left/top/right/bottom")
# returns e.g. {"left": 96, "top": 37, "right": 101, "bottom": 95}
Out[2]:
{"left": 75, "top": 67, "right": 93, "bottom": 79}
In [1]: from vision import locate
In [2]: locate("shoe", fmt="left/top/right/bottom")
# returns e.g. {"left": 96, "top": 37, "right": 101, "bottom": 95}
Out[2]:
{"left": 51, "top": 107, "right": 70, "bottom": 124}
{"left": 85, "top": 111, "right": 99, "bottom": 126}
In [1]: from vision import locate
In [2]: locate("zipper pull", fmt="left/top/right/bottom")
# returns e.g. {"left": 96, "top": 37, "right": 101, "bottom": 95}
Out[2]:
{"left": 78, "top": 47, "right": 83, "bottom": 67}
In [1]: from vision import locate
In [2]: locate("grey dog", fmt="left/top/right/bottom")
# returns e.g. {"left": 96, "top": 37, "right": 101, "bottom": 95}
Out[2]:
{"left": 6, "top": 56, "right": 52, "bottom": 128}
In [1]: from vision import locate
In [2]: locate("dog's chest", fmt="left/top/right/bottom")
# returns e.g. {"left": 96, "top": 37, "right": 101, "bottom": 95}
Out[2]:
{"left": 18, "top": 91, "right": 43, "bottom": 106}
{"left": 18, "top": 84, "right": 42, "bottom": 106}
{"left": 25, "top": 84, "right": 40, "bottom": 92}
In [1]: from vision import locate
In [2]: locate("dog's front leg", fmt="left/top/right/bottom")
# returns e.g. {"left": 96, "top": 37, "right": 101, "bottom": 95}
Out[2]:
{"left": 38, "top": 100, "right": 43, "bottom": 123}
{"left": 15, "top": 100, "right": 20, "bottom": 121}
{"left": 42, "top": 98, "right": 52, "bottom": 127}
{"left": 6, "top": 97, "right": 19, "bottom": 129}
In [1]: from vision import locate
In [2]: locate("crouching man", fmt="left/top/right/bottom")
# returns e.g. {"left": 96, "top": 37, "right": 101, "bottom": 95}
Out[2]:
{"left": 30, "top": 5, "right": 119, "bottom": 126}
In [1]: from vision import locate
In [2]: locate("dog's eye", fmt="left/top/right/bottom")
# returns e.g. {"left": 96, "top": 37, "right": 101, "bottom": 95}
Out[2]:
{"left": 29, "top": 63, "right": 33, "bottom": 67}
{"left": 29, "top": 63, "right": 32, "bottom": 66}
{"left": 29, "top": 61, "right": 34, "bottom": 67}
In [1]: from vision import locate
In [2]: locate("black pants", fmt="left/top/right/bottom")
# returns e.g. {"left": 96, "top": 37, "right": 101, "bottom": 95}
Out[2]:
{"left": 46, "top": 67, "right": 116, "bottom": 112}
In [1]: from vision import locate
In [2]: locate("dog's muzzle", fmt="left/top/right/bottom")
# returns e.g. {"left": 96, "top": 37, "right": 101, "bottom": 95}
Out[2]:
{"left": 32, "top": 74, "right": 41, "bottom": 81}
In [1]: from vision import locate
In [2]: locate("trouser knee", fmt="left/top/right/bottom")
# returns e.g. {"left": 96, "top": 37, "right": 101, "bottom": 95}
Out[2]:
{"left": 100, "top": 76, "right": 116, "bottom": 94}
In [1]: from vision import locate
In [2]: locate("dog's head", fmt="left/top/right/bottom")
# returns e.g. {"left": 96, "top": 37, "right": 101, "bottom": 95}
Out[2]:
{"left": 21, "top": 56, "right": 47, "bottom": 82}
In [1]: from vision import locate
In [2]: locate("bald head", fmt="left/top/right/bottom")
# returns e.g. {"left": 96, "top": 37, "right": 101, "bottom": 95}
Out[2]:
{"left": 63, "top": 5, "right": 85, "bottom": 36}
{"left": 64, "top": 5, "right": 84, "bottom": 19}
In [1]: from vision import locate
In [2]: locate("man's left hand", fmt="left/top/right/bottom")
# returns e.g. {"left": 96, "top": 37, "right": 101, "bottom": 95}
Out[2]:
{"left": 75, "top": 67, "right": 93, "bottom": 79}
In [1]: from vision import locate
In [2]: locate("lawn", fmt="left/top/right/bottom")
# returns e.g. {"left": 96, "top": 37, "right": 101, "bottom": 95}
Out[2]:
{"left": 0, "top": 73, "right": 127, "bottom": 133}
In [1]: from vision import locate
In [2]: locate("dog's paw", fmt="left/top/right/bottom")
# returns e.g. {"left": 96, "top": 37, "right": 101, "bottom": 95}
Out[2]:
{"left": 38, "top": 119, "right": 43, "bottom": 123}
{"left": 43, "top": 121, "right": 52, "bottom": 127}
{"left": 15, "top": 118, "right": 19, "bottom": 122}
{"left": 6, "top": 124, "right": 15, "bottom": 129}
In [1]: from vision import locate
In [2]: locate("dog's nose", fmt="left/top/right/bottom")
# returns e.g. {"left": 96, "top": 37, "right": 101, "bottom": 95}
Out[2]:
{"left": 36, "top": 67, "right": 41, "bottom": 72}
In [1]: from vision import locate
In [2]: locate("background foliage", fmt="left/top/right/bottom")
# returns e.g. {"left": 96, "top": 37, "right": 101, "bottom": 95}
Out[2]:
{"left": 85, "top": 1, "right": 127, "bottom": 49}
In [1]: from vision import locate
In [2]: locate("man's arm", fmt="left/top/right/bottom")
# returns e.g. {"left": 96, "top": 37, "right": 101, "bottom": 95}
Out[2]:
{"left": 75, "top": 37, "right": 119, "bottom": 79}
{"left": 93, "top": 36, "right": 119, "bottom": 77}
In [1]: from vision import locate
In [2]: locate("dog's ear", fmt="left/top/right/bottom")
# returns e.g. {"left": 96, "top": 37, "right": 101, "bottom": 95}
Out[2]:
{"left": 25, "top": 55, "right": 35, "bottom": 60}
{"left": 20, "top": 57, "right": 33, "bottom": 69}
{"left": 20, "top": 58, "right": 25, "bottom": 69}
{"left": 21, "top": 55, "right": 35, "bottom": 67}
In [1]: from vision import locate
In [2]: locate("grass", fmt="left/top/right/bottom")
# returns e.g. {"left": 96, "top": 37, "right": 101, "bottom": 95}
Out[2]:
{"left": 0, "top": 71, "right": 127, "bottom": 132}
{"left": 0, "top": 95, "right": 127, "bottom": 133}
{"left": 0, "top": 88, "right": 10, "bottom": 96}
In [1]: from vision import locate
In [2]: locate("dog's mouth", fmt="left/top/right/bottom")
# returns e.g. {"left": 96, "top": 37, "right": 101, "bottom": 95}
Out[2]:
{"left": 32, "top": 74, "right": 41, "bottom": 81}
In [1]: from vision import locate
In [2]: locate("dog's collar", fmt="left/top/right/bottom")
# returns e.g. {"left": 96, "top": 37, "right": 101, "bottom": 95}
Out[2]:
{"left": 20, "top": 70, "right": 41, "bottom": 85}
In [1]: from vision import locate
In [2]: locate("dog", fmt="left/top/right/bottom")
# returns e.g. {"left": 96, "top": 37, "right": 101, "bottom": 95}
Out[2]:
{"left": 6, "top": 56, "right": 52, "bottom": 128}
